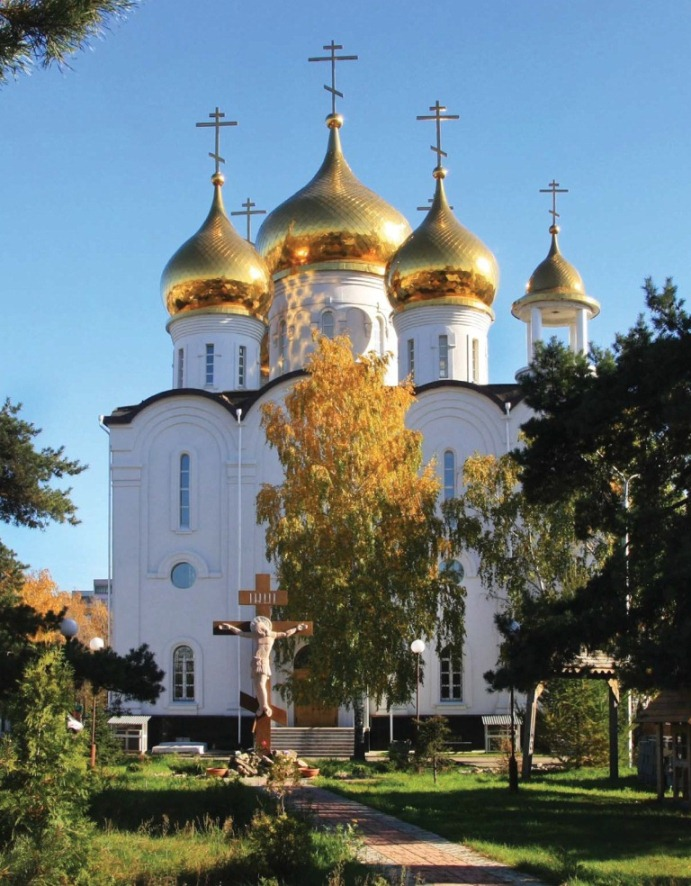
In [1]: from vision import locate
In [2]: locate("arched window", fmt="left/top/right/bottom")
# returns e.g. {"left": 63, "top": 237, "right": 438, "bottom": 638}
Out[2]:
{"left": 173, "top": 645, "right": 195, "bottom": 701}
{"left": 321, "top": 310, "right": 335, "bottom": 339}
{"left": 439, "top": 645, "right": 463, "bottom": 702}
{"left": 407, "top": 339, "right": 415, "bottom": 380}
{"left": 443, "top": 450, "right": 455, "bottom": 500}
{"left": 179, "top": 454, "right": 190, "bottom": 529}
{"left": 238, "top": 345, "right": 247, "bottom": 388}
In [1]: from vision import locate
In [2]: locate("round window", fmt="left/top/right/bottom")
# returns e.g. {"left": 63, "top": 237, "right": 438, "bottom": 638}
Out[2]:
{"left": 442, "top": 559, "right": 464, "bottom": 581}
{"left": 171, "top": 562, "right": 197, "bottom": 589}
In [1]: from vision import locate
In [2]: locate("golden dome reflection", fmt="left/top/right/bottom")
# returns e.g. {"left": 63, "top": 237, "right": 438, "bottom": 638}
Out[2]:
{"left": 386, "top": 176, "right": 499, "bottom": 312}
{"left": 255, "top": 115, "right": 412, "bottom": 278}
{"left": 161, "top": 175, "right": 273, "bottom": 319}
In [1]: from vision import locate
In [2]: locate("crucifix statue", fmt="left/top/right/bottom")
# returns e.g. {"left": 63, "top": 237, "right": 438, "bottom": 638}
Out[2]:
{"left": 213, "top": 574, "right": 312, "bottom": 751}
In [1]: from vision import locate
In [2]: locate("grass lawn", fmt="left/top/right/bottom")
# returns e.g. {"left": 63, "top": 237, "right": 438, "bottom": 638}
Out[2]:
{"left": 317, "top": 763, "right": 691, "bottom": 886}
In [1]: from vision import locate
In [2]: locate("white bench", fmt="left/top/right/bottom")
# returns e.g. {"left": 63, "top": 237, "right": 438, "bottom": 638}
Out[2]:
{"left": 151, "top": 741, "right": 207, "bottom": 755}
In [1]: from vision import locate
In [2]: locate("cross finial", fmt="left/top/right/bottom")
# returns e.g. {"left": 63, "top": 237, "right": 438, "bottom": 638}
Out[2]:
{"left": 417, "top": 196, "right": 453, "bottom": 212}
{"left": 195, "top": 106, "right": 238, "bottom": 177}
{"left": 539, "top": 179, "right": 569, "bottom": 229}
{"left": 417, "top": 100, "right": 460, "bottom": 177}
{"left": 231, "top": 197, "right": 267, "bottom": 242}
{"left": 308, "top": 40, "right": 358, "bottom": 117}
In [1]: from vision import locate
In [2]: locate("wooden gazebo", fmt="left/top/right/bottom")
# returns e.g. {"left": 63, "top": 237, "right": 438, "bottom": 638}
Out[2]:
{"left": 637, "top": 690, "right": 691, "bottom": 801}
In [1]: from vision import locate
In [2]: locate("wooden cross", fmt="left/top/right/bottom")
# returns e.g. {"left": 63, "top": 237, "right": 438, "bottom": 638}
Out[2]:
{"left": 196, "top": 106, "right": 238, "bottom": 177}
{"left": 539, "top": 179, "right": 569, "bottom": 227}
{"left": 231, "top": 197, "right": 267, "bottom": 242}
{"left": 417, "top": 100, "right": 460, "bottom": 171}
{"left": 308, "top": 40, "right": 358, "bottom": 116}
{"left": 213, "top": 574, "right": 312, "bottom": 752}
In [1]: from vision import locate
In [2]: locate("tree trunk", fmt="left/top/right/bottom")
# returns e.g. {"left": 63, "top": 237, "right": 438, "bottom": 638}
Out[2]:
{"left": 352, "top": 696, "right": 367, "bottom": 761}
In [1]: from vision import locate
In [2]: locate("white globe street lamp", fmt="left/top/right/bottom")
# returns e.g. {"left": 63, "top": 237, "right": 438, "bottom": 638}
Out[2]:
{"left": 410, "top": 639, "right": 425, "bottom": 726}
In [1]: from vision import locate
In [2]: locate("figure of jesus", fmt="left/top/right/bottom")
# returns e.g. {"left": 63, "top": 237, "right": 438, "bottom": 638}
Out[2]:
{"left": 218, "top": 616, "right": 307, "bottom": 717}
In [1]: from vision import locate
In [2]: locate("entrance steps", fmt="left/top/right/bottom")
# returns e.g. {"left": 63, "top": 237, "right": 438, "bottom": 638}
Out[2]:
{"left": 271, "top": 726, "right": 354, "bottom": 758}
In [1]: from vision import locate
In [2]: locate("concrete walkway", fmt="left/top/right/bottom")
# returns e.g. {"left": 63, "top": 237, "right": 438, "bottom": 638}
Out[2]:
{"left": 288, "top": 783, "right": 546, "bottom": 886}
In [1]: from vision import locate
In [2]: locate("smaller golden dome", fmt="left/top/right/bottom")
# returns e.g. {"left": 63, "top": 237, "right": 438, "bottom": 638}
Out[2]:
{"left": 512, "top": 225, "right": 600, "bottom": 320}
{"left": 256, "top": 115, "right": 411, "bottom": 278}
{"left": 162, "top": 174, "right": 272, "bottom": 319}
{"left": 386, "top": 174, "right": 499, "bottom": 312}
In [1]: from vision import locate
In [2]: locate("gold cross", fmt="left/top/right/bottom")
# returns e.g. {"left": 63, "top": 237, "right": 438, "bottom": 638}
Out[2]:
{"left": 231, "top": 197, "right": 267, "bottom": 242}
{"left": 417, "top": 100, "right": 460, "bottom": 170}
{"left": 417, "top": 196, "right": 453, "bottom": 212}
{"left": 195, "top": 107, "right": 238, "bottom": 177}
{"left": 308, "top": 40, "right": 358, "bottom": 116}
{"left": 539, "top": 179, "right": 569, "bottom": 226}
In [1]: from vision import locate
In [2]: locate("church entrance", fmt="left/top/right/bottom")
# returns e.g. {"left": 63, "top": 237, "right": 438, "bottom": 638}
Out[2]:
{"left": 293, "top": 646, "right": 338, "bottom": 727}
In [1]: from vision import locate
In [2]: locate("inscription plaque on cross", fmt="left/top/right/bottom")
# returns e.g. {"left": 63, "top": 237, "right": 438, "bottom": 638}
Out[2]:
{"left": 213, "top": 574, "right": 312, "bottom": 752}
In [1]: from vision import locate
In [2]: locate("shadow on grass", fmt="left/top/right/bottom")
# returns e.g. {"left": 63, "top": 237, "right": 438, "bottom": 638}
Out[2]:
{"left": 89, "top": 779, "right": 262, "bottom": 833}
{"left": 322, "top": 769, "right": 691, "bottom": 880}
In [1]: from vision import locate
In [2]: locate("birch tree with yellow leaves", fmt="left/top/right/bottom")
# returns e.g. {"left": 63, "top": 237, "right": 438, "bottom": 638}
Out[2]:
{"left": 257, "top": 336, "right": 464, "bottom": 757}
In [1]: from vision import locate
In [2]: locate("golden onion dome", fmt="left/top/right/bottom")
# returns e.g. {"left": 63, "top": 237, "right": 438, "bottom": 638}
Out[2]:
{"left": 386, "top": 171, "right": 499, "bottom": 312}
{"left": 255, "top": 114, "right": 411, "bottom": 279}
{"left": 512, "top": 225, "right": 599, "bottom": 320}
{"left": 161, "top": 173, "right": 272, "bottom": 320}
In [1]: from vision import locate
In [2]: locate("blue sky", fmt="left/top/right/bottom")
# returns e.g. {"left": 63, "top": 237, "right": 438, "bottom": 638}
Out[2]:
{"left": 2, "top": 0, "right": 690, "bottom": 590}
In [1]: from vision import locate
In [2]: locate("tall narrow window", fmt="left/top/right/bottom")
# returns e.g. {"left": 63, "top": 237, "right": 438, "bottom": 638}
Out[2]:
{"left": 443, "top": 450, "right": 455, "bottom": 500}
{"left": 173, "top": 645, "right": 195, "bottom": 701}
{"left": 439, "top": 335, "right": 449, "bottom": 379}
{"left": 278, "top": 320, "right": 287, "bottom": 370}
{"left": 440, "top": 645, "right": 463, "bottom": 701}
{"left": 177, "top": 348, "right": 184, "bottom": 388}
{"left": 238, "top": 345, "right": 246, "bottom": 388}
{"left": 179, "top": 454, "right": 190, "bottom": 529}
{"left": 471, "top": 338, "right": 480, "bottom": 382}
{"left": 321, "top": 310, "right": 334, "bottom": 339}
{"left": 205, "top": 343, "right": 215, "bottom": 385}
{"left": 407, "top": 339, "right": 415, "bottom": 380}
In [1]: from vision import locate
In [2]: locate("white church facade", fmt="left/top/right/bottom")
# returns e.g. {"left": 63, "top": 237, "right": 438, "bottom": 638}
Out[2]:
{"left": 104, "top": 94, "right": 599, "bottom": 752}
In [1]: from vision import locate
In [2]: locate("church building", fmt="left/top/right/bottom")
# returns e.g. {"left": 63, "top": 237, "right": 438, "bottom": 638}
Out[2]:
{"left": 104, "top": 58, "right": 599, "bottom": 752}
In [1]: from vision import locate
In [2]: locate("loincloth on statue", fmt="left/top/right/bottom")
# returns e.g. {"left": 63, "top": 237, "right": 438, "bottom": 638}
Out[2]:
{"left": 253, "top": 656, "right": 271, "bottom": 676}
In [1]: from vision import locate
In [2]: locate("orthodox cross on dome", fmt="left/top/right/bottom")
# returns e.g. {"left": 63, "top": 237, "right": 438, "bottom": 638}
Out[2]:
{"left": 539, "top": 179, "right": 569, "bottom": 228}
{"left": 417, "top": 196, "right": 453, "bottom": 211}
{"left": 195, "top": 106, "right": 238, "bottom": 177}
{"left": 417, "top": 100, "right": 459, "bottom": 172}
{"left": 308, "top": 40, "right": 358, "bottom": 116}
{"left": 231, "top": 197, "right": 267, "bottom": 242}
{"left": 213, "top": 573, "right": 313, "bottom": 752}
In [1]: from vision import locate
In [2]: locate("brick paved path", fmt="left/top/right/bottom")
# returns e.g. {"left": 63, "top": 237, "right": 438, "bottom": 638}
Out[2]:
{"left": 288, "top": 784, "right": 546, "bottom": 886}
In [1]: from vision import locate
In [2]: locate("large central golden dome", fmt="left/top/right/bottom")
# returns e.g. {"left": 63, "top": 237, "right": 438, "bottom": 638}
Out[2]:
{"left": 162, "top": 174, "right": 272, "bottom": 320}
{"left": 255, "top": 115, "right": 411, "bottom": 278}
{"left": 386, "top": 173, "right": 499, "bottom": 312}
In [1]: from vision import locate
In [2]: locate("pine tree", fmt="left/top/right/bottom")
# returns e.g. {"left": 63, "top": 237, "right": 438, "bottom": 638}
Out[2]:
{"left": 0, "top": 0, "right": 136, "bottom": 84}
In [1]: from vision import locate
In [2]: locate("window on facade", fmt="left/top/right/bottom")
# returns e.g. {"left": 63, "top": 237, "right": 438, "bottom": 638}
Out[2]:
{"left": 179, "top": 454, "right": 190, "bottom": 529}
{"left": 443, "top": 450, "right": 455, "bottom": 500}
{"left": 205, "top": 343, "right": 215, "bottom": 385}
{"left": 278, "top": 320, "right": 287, "bottom": 369}
{"left": 173, "top": 645, "right": 195, "bottom": 701}
{"left": 407, "top": 339, "right": 415, "bottom": 380}
{"left": 440, "top": 645, "right": 463, "bottom": 702}
{"left": 471, "top": 338, "right": 480, "bottom": 383}
{"left": 439, "top": 335, "right": 449, "bottom": 379}
{"left": 171, "top": 561, "right": 196, "bottom": 589}
{"left": 238, "top": 345, "right": 246, "bottom": 388}
{"left": 177, "top": 348, "right": 184, "bottom": 389}
{"left": 321, "top": 310, "right": 334, "bottom": 339}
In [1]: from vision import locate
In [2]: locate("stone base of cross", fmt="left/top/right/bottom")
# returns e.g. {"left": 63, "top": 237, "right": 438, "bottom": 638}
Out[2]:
{"left": 213, "top": 574, "right": 312, "bottom": 752}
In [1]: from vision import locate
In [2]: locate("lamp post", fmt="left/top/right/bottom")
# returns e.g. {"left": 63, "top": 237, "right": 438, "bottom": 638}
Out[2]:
{"left": 88, "top": 637, "right": 105, "bottom": 768}
{"left": 506, "top": 620, "right": 520, "bottom": 793}
{"left": 410, "top": 639, "right": 425, "bottom": 729}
